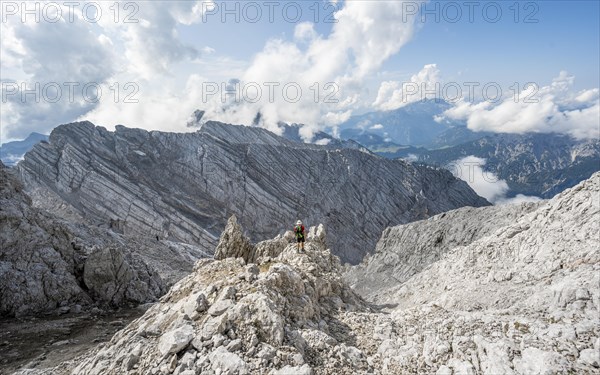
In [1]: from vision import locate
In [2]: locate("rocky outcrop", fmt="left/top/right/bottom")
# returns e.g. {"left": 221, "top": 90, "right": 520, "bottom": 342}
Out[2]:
{"left": 14, "top": 173, "right": 600, "bottom": 374}
{"left": 214, "top": 215, "right": 297, "bottom": 265}
{"left": 0, "top": 162, "right": 209, "bottom": 317}
{"left": 17, "top": 121, "right": 489, "bottom": 264}
{"left": 344, "top": 202, "right": 540, "bottom": 297}
{"left": 17, "top": 222, "right": 371, "bottom": 375}
{"left": 214, "top": 216, "right": 255, "bottom": 262}
{"left": 350, "top": 172, "right": 600, "bottom": 374}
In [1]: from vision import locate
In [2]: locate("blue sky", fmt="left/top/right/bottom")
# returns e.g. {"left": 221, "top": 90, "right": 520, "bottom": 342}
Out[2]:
{"left": 1, "top": 0, "right": 599, "bottom": 141}
{"left": 393, "top": 0, "right": 600, "bottom": 88}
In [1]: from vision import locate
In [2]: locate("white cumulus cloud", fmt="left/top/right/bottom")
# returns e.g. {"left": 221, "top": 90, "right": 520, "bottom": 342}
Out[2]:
{"left": 440, "top": 71, "right": 600, "bottom": 140}
{"left": 1, "top": 1, "right": 216, "bottom": 139}
{"left": 200, "top": 0, "right": 421, "bottom": 141}
{"left": 373, "top": 63, "right": 442, "bottom": 110}
{"left": 1, "top": 7, "right": 117, "bottom": 139}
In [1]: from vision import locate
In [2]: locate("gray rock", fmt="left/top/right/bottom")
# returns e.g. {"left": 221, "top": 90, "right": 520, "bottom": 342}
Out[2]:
{"left": 214, "top": 216, "right": 255, "bottom": 262}
{"left": 207, "top": 299, "right": 234, "bottom": 317}
{"left": 270, "top": 364, "right": 313, "bottom": 375}
{"left": 227, "top": 339, "right": 242, "bottom": 352}
{"left": 212, "top": 334, "right": 226, "bottom": 348}
{"left": 578, "top": 349, "right": 600, "bottom": 368}
{"left": 0, "top": 162, "right": 168, "bottom": 316}
{"left": 352, "top": 173, "right": 600, "bottom": 374}
{"left": 184, "top": 292, "right": 209, "bottom": 319}
{"left": 179, "top": 351, "right": 196, "bottom": 370}
{"left": 158, "top": 324, "right": 195, "bottom": 356}
{"left": 16, "top": 174, "right": 599, "bottom": 375}
{"left": 513, "top": 348, "right": 569, "bottom": 374}
{"left": 201, "top": 314, "right": 229, "bottom": 340}
{"left": 125, "top": 354, "right": 139, "bottom": 370}
{"left": 17, "top": 121, "right": 489, "bottom": 264}
{"left": 345, "top": 202, "right": 539, "bottom": 299}
{"left": 208, "top": 347, "right": 247, "bottom": 374}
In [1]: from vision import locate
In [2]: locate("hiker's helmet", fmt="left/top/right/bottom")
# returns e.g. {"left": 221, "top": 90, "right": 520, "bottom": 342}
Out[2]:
{"left": 296, "top": 220, "right": 302, "bottom": 225}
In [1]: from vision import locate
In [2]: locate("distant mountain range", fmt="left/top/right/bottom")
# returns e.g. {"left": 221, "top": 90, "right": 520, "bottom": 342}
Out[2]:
{"left": 0, "top": 132, "right": 48, "bottom": 166}
{"left": 337, "top": 99, "right": 486, "bottom": 148}
{"left": 344, "top": 131, "right": 599, "bottom": 199}
{"left": 414, "top": 133, "right": 600, "bottom": 198}
{"left": 336, "top": 101, "right": 599, "bottom": 199}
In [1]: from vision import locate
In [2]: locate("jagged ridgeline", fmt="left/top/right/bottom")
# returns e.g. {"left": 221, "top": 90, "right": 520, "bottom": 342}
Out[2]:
{"left": 16, "top": 121, "right": 489, "bottom": 264}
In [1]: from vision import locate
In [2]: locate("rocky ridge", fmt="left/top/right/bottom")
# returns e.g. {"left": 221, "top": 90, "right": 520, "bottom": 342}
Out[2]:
{"left": 15, "top": 218, "right": 377, "bottom": 375}
{"left": 344, "top": 202, "right": 541, "bottom": 297}
{"left": 17, "top": 120, "right": 489, "bottom": 264}
{"left": 15, "top": 173, "right": 600, "bottom": 374}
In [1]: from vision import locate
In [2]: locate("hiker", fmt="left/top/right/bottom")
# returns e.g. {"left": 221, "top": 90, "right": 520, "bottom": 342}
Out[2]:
{"left": 294, "top": 220, "right": 305, "bottom": 252}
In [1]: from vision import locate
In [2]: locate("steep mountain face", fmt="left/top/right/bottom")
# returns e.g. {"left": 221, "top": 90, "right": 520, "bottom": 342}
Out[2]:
{"left": 416, "top": 133, "right": 600, "bottom": 198}
{"left": 344, "top": 202, "right": 540, "bottom": 297}
{"left": 348, "top": 173, "right": 600, "bottom": 374}
{"left": 0, "top": 132, "right": 49, "bottom": 166}
{"left": 17, "top": 173, "right": 599, "bottom": 375}
{"left": 17, "top": 121, "right": 489, "bottom": 264}
{"left": 0, "top": 162, "right": 209, "bottom": 317}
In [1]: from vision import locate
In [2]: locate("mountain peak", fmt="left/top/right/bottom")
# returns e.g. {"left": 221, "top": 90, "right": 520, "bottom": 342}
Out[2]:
{"left": 33, "top": 218, "right": 366, "bottom": 374}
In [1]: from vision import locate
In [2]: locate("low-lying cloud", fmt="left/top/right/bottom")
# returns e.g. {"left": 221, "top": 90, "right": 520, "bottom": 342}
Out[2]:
{"left": 448, "top": 156, "right": 542, "bottom": 205}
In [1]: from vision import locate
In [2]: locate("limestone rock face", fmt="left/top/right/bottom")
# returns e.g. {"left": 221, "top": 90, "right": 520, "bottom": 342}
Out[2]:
{"left": 13, "top": 173, "right": 600, "bottom": 375}
{"left": 0, "top": 162, "right": 208, "bottom": 317}
{"left": 344, "top": 202, "right": 540, "bottom": 297}
{"left": 346, "top": 172, "right": 600, "bottom": 374}
{"left": 214, "top": 215, "right": 295, "bottom": 264}
{"left": 82, "top": 247, "right": 157, "bottom": 306}
{"left": 17, "top": 121, "right": 489, "bottom": 264}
